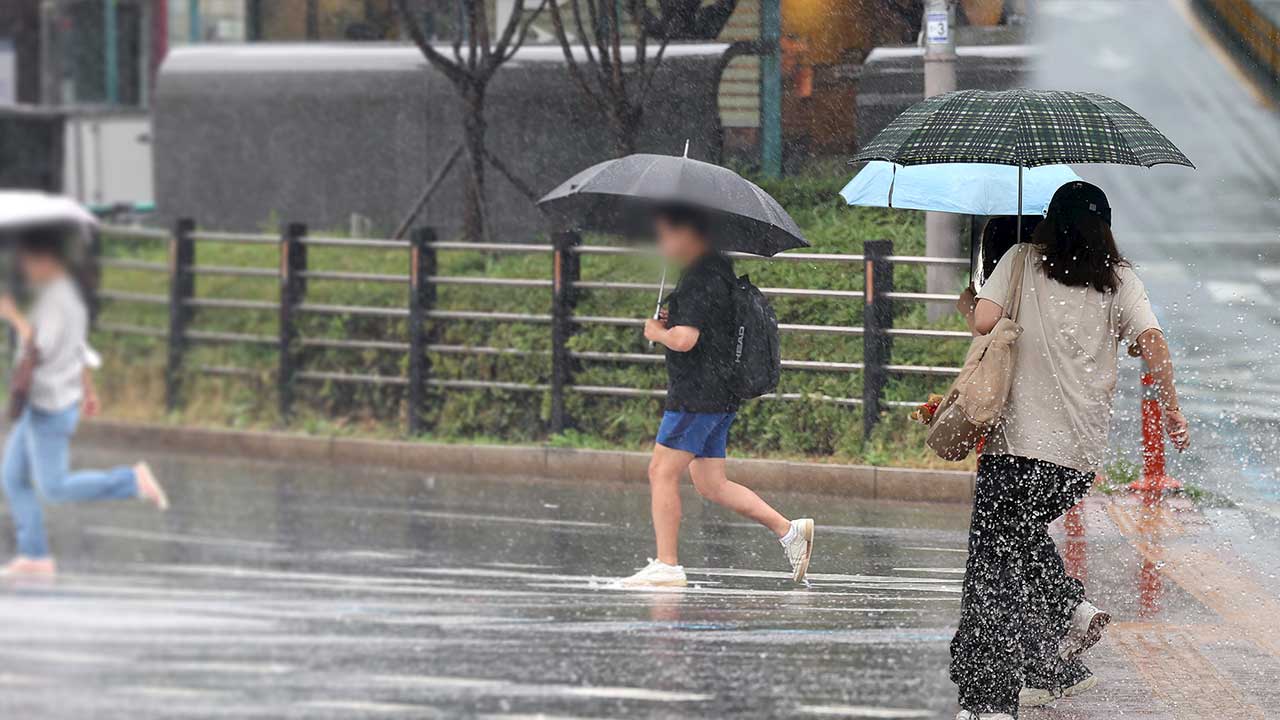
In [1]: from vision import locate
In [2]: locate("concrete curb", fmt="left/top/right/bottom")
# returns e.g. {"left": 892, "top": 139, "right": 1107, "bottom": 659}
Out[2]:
{"left": 77, "top": 420, "right": 976, "bottom": 503}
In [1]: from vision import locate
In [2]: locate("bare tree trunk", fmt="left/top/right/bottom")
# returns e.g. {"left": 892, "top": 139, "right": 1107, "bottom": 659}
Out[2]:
{"left": 461, "top": 85, "right": 487, "bottom": 241}
{"left": 608, "top": 100, "right": 639, "bottom": 155}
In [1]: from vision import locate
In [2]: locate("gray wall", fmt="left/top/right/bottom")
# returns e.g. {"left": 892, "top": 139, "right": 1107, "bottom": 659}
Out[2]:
{"left": 153, "top": 44, "right": 733, "bottom": 239}
{"left": 0, "top": 107, "right": 64, "bottom": 192}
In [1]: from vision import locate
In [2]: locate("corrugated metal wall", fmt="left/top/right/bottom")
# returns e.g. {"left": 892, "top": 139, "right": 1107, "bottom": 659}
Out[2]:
{"left": 718, "top": 0, "right": 762, "bottom": 129}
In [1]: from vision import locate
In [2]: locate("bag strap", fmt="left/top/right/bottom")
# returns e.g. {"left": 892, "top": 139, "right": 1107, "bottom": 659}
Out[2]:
{"left": 1003, "top": 244, "right": 1033, "bottom": 322}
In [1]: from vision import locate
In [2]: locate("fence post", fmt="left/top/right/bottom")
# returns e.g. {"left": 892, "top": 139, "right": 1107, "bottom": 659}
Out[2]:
{"left": 165, "top": 218, "right": 196, "bottom": 412}
{"left": 408, "top": 227, "right": 438, "bottom": 435}
{"left": 862, "top": 239, "right": 894, "bottom": 438}
{"left": 550, "top": 231, "right": 582, "bottom": 434}
{"left": 278, "top": 222, "right": 307, "bottom": 422}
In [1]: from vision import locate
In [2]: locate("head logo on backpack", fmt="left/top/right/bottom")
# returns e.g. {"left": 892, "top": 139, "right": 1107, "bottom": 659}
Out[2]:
{"left": 728, "top": 274, "right": 781, "bottom": 400}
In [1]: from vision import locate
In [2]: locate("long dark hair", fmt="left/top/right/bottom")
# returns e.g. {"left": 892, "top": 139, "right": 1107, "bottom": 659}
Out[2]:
{"left": 1032, "top": 187, "right": 1128, "bottom": 293}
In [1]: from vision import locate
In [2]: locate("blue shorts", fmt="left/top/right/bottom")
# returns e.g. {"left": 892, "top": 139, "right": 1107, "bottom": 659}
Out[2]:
{"left": 655, "top": 411, "right": 736, "bottom": 459}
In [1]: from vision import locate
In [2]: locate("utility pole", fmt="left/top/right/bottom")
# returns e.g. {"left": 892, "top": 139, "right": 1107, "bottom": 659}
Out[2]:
{"left": 188, "top": 0, "right": 201, "bottom": 42}
{"left": 104, "top": 0, "right": 119, "bottom": 104}
{"left": 923, "top": 0, "right": 961, "bottom": 320}
{"left": 760, "top": 0, "right": 783, "bottom": 178}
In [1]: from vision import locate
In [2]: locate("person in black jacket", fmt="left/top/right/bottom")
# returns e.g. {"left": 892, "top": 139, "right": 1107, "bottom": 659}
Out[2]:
{"left": 616, "top": 206, "right": 814, "bottom": 588}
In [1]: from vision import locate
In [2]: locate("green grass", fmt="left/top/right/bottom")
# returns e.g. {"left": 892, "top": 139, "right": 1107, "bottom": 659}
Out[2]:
{"left": 92, "top": 169, "right": 974, "bottom": 468}
{"left": 1099, "top": 458, "right": 1235, "bottom": 508}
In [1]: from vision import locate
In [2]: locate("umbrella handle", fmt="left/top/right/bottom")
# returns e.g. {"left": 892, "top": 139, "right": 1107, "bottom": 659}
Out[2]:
{"left": 649, "top": 265, "right": 667, "bottom": 349}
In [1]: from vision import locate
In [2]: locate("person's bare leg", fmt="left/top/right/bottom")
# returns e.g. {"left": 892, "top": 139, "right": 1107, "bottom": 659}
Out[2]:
{"left": 689, "top": 458, "right": 791, "bottom": 537}
{"left": 649, "top": 444, "right": 695, "bottom": 565}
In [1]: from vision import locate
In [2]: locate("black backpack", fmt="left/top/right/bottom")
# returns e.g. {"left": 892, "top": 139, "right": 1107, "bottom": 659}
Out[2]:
{"left": 727, "top": 273, "right": 781, "bottom": 400}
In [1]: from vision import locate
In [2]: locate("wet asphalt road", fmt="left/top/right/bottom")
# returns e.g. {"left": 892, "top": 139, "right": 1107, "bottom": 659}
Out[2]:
{"left": 0, "top": 446, "right": 1272, "bottom": 718}
{"left": 1031, "top": 0, "right": 1280, "bottom": 508}
{"left": 0, "top": 447, "right": 976, "bottom": 719}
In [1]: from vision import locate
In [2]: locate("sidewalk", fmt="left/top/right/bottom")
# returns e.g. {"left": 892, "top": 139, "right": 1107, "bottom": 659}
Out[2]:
{"left": 1056, "top": 494, "right": 1280, "bottom": 718}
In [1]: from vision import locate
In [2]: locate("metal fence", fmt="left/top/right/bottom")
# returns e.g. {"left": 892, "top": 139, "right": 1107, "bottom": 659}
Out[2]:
{"left": 96, "top": 221, "right": 970, "bottom": 438}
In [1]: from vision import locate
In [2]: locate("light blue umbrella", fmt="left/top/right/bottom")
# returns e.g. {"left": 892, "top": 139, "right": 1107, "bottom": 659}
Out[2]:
{"left": 839, "top": 161, "right": 1082, "bottom": 216}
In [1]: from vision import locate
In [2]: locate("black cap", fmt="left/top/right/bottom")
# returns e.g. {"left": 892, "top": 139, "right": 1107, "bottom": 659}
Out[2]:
{"left": 1049, "top": 180, "right": 1112, "bottom": 226}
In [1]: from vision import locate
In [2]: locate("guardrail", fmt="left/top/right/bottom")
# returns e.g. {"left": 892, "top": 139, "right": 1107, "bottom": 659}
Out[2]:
{"left": 96, "top": 221, "right": 968, "bottom": 439}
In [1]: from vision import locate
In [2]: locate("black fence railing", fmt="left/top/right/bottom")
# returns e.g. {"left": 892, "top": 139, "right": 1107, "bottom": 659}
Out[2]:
{"left": 96, "top": 221, "right": 971, "bottom": 439}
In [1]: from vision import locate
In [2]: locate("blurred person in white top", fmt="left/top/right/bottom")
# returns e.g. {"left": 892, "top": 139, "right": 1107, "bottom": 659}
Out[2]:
{"left": 0, "top": 228, "right": 169, "bottom": 580}
{"left": 949, "top": 182, "right": 1189, "bottom": 717}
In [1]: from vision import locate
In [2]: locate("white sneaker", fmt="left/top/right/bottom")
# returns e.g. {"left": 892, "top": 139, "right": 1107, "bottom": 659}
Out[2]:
{"left": 1020, "top": 673, "right": 1098, "bottom": 707}
{"left": 1020, "top": 662, "right": 1098, "bottom": 707}
{"left": 1060, "top": 600, "right": 1111, "bottom": 661}
{"left": 955, "top": 712, "right": 1014, "bottom": 720}
{"left": 617, "top": 559, "right": 687, "bottom": 588}
{"left": 782, "top": 518, "right": 815, "bottom": 582}
{"left": 134, "top": 461, "right": 169, "bottom": 511}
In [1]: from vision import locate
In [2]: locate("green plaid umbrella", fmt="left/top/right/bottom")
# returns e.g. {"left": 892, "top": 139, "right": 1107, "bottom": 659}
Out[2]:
{"left": 853, "top": 89, "right": 1194, "bottom": 168}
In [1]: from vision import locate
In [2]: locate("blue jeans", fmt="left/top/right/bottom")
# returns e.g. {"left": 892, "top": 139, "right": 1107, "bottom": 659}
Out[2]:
{"left": 1, "top": 405, "right": 138, "bottom": 558}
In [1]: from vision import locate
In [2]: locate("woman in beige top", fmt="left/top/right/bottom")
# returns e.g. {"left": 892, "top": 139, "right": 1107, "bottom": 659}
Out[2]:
{"left": 950, "top": 182, "right": 1189, "bottom": 719}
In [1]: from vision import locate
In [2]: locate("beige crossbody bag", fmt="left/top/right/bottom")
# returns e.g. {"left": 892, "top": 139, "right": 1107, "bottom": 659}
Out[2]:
{"left": 925, "top": 245, "right": 1031, "bottom": 461}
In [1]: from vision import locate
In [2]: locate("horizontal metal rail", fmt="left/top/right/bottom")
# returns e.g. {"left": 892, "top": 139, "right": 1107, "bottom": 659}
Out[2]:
{"left": 300, "top": 337, "right": 410, "bottom": 352}
{"left": 196, "top": 364, "right": 264, "bottom": 377}
{"left": 569, "top": 385, "right": 866, "bottom": 406}
{"left": 885, "top": 363, "right": 963, "bottom": 376}
{"left": 297, "top": 370, "right": 408, "bottom": 386}
{"left": 186, "top": 329, "right": 275, "bottom": 345}
{"left": 884, "top": 399, "right": 930, "bottom": 408}
{"left": 431, "top": 344, "right": 545, "bottom": 357}
{"left": 98, "top": 322, "right": 167, "bottom": 338}
{"left": 570, "top": 350, "right": 663, "bottom": 364}
{"left": 302, "top": 236, "right": 408, "bottom": 249}
{"left": 429, "top": 378, "right": 549, "bottom": 392}
{"left": 294, "top": 273, "right": 550, "bottom": 288}
{"left": 573, "top": 245, "right": 968, "bottom": 267}
{"left": 573, "top": 280, "right": 660, "bottom": 291}
{"left": 297, "top": 303, "right": 408, "bottom": 318}
{"left": 571, "top": 246, "right": 869, "bottom": 264}
{"left": 885, "top": 291, "right": 962, "bottom": 302}
{"left": 184, "top": 297, "right": 278, "bottom": 311}
{"left": 188, "top": 264, "right": 277, "bottom": 279}
{"left": 189, "top": 230, "right": 278, "bottom": 245}
{"left": 571, "top": 384, "right": 666, "bottom": 398}
{"left": 100, "top": 224, "right": 170, "bottom": 241}
{"left": 780, "top": 322, "right": 863, "bottom": 336}
{"left": 299, "top": 270, "right": 408, "bottom": 283}
{"left": 886, "top": 255, "right": 970, "bottom": 267}
{"left": 573, "top": 315, "right": 645, "bottom": 327}
{"left": 428, "top": 241, "right": 553, "bottom": 254}
{"left": 574, "top": 280, "right": 864, "bottom": 300}
{"left": 572, "top": 316, "right": 866, "bottom": 335}
{"left": 427, "top": 310, "right": 553, "bottom": 323}
{"left": 433, "top": 276, "right": 551, "bottom": 288}
{"left": 765, "top": 288, "right": 865, "bottom": 300}
{"left": 885, "top": 328, "right": 972, "bottom": 339}
{"left": 569, "top": 350, "right": 864, "bottom": 373}
{"left": 784, "top": 359, "right": 864, "bottom": 372}
{"left": 100, "top": 258, "right": 166, "bottom": 272}
{"left": 99, "top": 290, "right": 168, "bottom": 305}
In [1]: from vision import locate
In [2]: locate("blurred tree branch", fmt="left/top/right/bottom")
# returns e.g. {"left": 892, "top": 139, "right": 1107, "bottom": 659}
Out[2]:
{"left": 546, "top": 0, "right": 740, "bottom": 154}
{"left": 394, "top": 0, "right": 548, "bottom": 240}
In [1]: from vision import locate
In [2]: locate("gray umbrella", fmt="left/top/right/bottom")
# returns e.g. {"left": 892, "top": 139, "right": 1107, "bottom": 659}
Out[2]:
{"left": 537, "top": 152, "right": 808, "bottom": 257}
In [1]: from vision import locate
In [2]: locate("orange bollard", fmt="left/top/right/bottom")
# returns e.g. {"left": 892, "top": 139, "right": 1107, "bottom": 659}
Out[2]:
{"left": 1128, "top": 371, "right": 1181, "bottom": 496}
